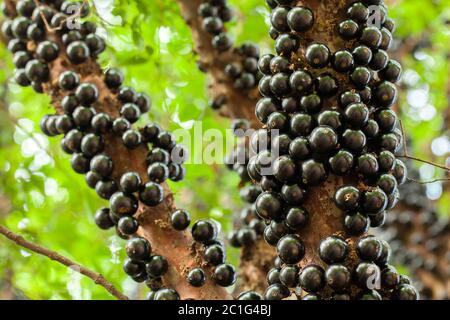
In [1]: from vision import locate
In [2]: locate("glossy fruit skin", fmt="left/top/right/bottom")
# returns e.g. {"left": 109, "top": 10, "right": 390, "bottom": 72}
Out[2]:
{"left": 25, "top": 59, "right": 49, "bottom": 82}
{"left": 81, "top": 133, "right": 103, "bottom": 157}
{"left": 370, "top": 50, "right": 389, "bottom": 71}
{"left": 120, "top": 103, "right": 141, "bottom": 123}
{"left": 255, "top": 192, "right": 283, "bottom": 220}
{"left": 90, "top": 154, "right": 113, "bottom": 177}
{"left": 238, "top": 291, "right": 263, "bottom": 300}
{"left": 154, "top": 288, "right": 180, "bottom": 300}
{"left": 110, "top": 192, "right": 138, "bottom": 216}
{"left": 139, "top": 182, "right": 164, "bottom": 206}
{"left": 270, "top": 7, "right": 289, "bottom": 32}
{"left": 279, "top": 265, "right": 299, "bottom": 288}
{"left": 70, "top": 153, "right": 90, "bottom": 174}
{"left": 317, "top": 111, "right": 341, "bottom": 131}
{"left": 315, "top": 74, "right": 338, "bottom": 97}
{"left": 325, "top": 264, "right": 351, "bottom": 293}
{"left": 342, "top": 129, "right": 366, "bottom": 152}
{"left": 344, "top": 212, "right": 369, "bottom": 236}
{"left": 377, "top": 173, "right": 397, "bottom": 195}
{"left": 36, "top": 41, "right": 59, "bottom": 62}
{"left": 147, "top": 162, "right": 169, "bottom": 183}
{"left": 213, "top": 263, "right": 236, "bottom": 287}
{"left": 191, "top": 219, "right": 216, "bottom": 243}
{"left": 95, "top": 180, "right": 118, "bottom": 200}
{"left": 393, "top": 284, "right": 419, "bottom": 300}
{"left": 204, "top": 243, "right": 225, "bottom": 266}
{"left": 357, "top": 153, "right": 379, "bottom": 177}
{"left": 145, "top": 255, "right": 168, "bottom": 278}
{"left": 357, "top": 235, "right": 382, "bottom": 261}
{"left": 75, "top": 83, "right": 99, "bottom": 105}
{"left": 375, "top": 81, "right": 397, "bottom": 107}
{"left": 264, "top": 284, "right": 290, "bottom": 300}
{"left": 350, "top": 67, "right": 371, "bottom": 89}
{"left": 118, "top": 216, "right": 139, "bottom": 235}
{"left": 299, "top": 265, "right": 325, "bottom": 293}
{"left": 301, "top": 94, "right": 322, "bottom": 114}
{"left": 273, "top": 155, "right": 297, "bottom": 183}
{"left": 329, "top": 150, "right": 354, "bottom": 176}
{"left": 277, "top": 234, "right": 305, "bottom": 264}
{"left": 125, "top": 237, "right": 151, "bottom": 262}
{"left": 381, "top": 265, "right": 399, "bottom": 289}
{"left": 67, "top": 41, "right": 90, "bottom": 64}
{"left": 380, "top": 60, "right": 402, "bottom": 83}
{"left": 362, "top": 188, "right": 388, "bottom": 214}
{"left": 187, "top": 268, "right": 206, "bottom": 287}
{"left": 288, "top": 137, "right": 310, "bottom": 160}
{"left": 393, "top": 159, "right": 407, "bottom": 185}
{"left": 105, "top": 68, "right": 124, "bottom": 89}
{"left": 352, "top": 45, "right": 373, "bottom": 66}
{"left": 347, "top": 2, "right": 369, "bottom": 23}
{"left": 334, "top": 186, "right": 360, "bottom": 211}
{"left": 305, "top": 43, "right": 330, "bottom": 68}
{"left": 338, "top": 19, "right": 359, "bottom": 39}
{"left": 281, "top": 184, "right": 306, "bottom": 205}
{"left": 287, "top": 7, "right": 314, "bottom": 32}
{"left": 94, "top": 207, "right": 114, "bottom": 230}
{"left": 308, "top": 126, "right": 338, "bottom": 154}
{"left": 58, "top": 71, "right": 80, "bottom": 91}
{"left": 360, "top": 26, "right": 382, "bottom": 49}
{"left": 354, "top": 262, "right": 380, "bottom": 289}
{"left": 275, "top": 34, "right": 299, "bottom": 56}
{"left": 332, "top": 50, "right": 354, "bottom": 72}
{"left": 319, "top": 236, "right": 348, "bottom": 264}
{"left": 290, "top": 71, "right": 313, "bottom": 94}
{"left": 170, "top": 209, "right": 190, "bottom": 231}
{"left": 123, "top": 259, "right": 145, "bottom": 279}
{"left": 73, "top": 106, "right": 95, "bottom": 130}
{"left": 301, "top": 159, "right": 327, "bottom": 186}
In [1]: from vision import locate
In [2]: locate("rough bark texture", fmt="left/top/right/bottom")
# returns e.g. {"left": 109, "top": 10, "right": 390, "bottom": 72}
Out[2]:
{"left": 4, "top": 0, "right": 230, "bottom": 300}
{"left": 177, "top": 0, "right": 260, "bottom": 129}
{"left": 179, "top": 0, "right": 360, "bottom": 296}
{"left": 389, "top": 204, "right": 450, "bottom": 299}
{"left": 177, "top": 0, "right": 275, "bottom": 294}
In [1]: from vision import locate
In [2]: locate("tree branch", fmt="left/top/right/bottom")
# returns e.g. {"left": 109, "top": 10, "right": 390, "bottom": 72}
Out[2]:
{"left": 3, "top": 0, "right": 230, "bottom": 300}
{"left": 177, "top": 0, "right": 260, "bottom": 128}
{"left": 0, "top": 224, "right": 128, "bottom": 300}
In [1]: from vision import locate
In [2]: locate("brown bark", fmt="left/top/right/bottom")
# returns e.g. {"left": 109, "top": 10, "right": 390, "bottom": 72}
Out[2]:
{"left": 177, "top": 0, "right": 260, "bottom": 129}
{"left": 387, "top": 203, "right": 450, "bottom": 299}
{"left": 3, "top": 0, "right": 230, "bottom": 300}
{"left": 179, "top": 0, "right": 361, "bottom": 296}
{"left": 177, "top": 0, "right": 275, "bottom": 294}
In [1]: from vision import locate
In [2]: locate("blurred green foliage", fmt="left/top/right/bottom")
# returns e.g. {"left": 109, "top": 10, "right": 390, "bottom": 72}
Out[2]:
{"left": 0, "top": 0, "right": 448, "bottom": 299}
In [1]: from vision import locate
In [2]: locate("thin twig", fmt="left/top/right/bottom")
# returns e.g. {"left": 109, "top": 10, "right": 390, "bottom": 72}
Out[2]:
{"left": 0, "top": 225, "right": 129, "bottom": 300}
{"left": 397, "top": 154, "right": 450, "bottom": 172}
{"left": 397, "top": 120, "right": 450, "bottom": 172}
{"left": 406, "top": 177, "right": 450, "bottom": 185}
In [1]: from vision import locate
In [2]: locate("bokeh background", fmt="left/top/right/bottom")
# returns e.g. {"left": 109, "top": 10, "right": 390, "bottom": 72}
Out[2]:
{"left": 0, "top": 0, "right": 448, "bottom": 299}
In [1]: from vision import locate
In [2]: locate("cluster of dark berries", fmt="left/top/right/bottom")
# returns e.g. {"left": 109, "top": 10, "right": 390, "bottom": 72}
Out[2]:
{"left": 224, "top": 120, "right": 253, "bottom": 182}
{"left": 197, "top": 0, "right": 261, "bottom": 111}
{"left": 235, "top": 0, "right": 420, "bottom": 300}
{"left": 2, "top": 0, "right": 198, "bottom": 300}
{"left": 228, "top": 184, "right": 266, "bottom": 248}
{"left": 225, "top": 42, "right": 262, "bottom": 91}
{"left": 2, "top": 0, "right": 103, "bottom": 91}
{"left": 377, "top": 163, "right": 450, "bottom": 300}
{"left": 251, "top": 2, "right": 405, "bottom": 243}
{"left": 190, "top": 219, "right": 237, "bottom": 288}
{"left": 265, "top": 234, "right": 418, "bottom": 300}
